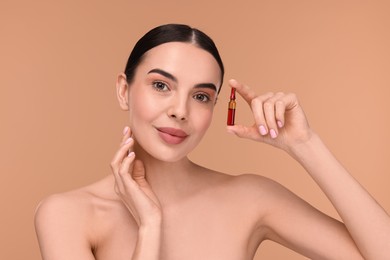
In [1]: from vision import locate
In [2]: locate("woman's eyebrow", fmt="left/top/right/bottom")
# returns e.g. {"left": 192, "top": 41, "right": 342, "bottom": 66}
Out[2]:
{"left": 148, "top": 68, "right": 217, "bottom": 92}
{"left": 148, "top": 68, "right": 177, "bottom": 82}
{"left": 194, "top": 83, "right": 217, "bottom": 92}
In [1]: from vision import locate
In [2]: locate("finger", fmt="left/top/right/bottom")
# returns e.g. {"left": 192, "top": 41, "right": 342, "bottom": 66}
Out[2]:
{"left": 116, "top": 151, "right": 141, "bottom": 224}
{"left": 118, "top": 156, "right": 159, "bottom": 218}
{"left": 274, "top": 93, "right": 300, "bottom": 127}
{"left": 132, "top": 159, "right": 146, "bottom": 185}
{"left": 226, "top": 124, "right": 263, "bottom": 141}
{"left": 117, "top": 152, "right": 140, "bottom": 198}
{"left": 251, "top": 92, "right": 274, "bottom": 135}
{"left": 229, "top": 79, "right": 257, "bottom": 105}
{"left": 263, "top": 92, "right": 285, "bottom": 138}
{"left": 132, "top": 160, "right": 158, "bottom": 204}
{"left": 275, "top": 99, "right": 286, "bottom": 128}
{"left": 112, "top": 166, "right": 124, "bottom": 196}
{"left": 110, "top": 137, "right": 134, "bottom": 184}
{"left": 112, "top": 146, "right": 134, "bottom": 195}
{"left": 120, "top": 126, "right": 132, "bottom": 145}
{"left": 282, "top": 92, "right": 299, "bottom": 111}
{"left": 118, "top": 151, "right": 136, "bottom": 183}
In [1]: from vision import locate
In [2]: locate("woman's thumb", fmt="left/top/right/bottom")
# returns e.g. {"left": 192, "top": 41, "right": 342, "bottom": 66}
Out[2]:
{"left": 132, "top": 159, "right": 146, "bottom": 185}
{"left": 227, "top": 124, "right": 262, "bottom": 140}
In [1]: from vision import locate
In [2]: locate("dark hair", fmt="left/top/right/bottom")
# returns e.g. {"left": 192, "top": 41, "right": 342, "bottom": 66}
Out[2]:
{"left": 124, "top": 24, "right": 224, "bottom": 93}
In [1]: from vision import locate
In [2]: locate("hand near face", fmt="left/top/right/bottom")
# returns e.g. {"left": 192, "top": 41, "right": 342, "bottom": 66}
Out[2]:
{"left": 110, "top": 127, "right": 162, "bottom": 226}
{"left": 226, "top": 79, "right": 313, "bottom": 151}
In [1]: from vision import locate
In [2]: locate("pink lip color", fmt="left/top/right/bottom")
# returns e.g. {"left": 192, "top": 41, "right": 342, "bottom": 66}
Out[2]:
{"left": 156, "top": 127, "right": 188, "bottom": 145}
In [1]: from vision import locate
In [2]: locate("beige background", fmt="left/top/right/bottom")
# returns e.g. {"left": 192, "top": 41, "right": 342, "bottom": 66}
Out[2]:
{"left": 1, "top": 1, "right": 389, "bottom": 259}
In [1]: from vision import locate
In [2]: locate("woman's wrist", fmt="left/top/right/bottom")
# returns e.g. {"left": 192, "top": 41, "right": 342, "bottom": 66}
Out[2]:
{"left": 138, "top": 222, "right": 162, "bottom": 238}
{"left": 285, "top": 129, "right": 318, "bottom": 159}
{"left": 140, "top": 215, "right": 162, "bottom": 228}
{"left": 133, "top": 221, "right": 162, "bottom": 260}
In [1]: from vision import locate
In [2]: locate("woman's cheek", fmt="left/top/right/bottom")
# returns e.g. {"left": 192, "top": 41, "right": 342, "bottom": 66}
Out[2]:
{"left": 131, "top": 93, "right": 157, "bottom": 121}
{"left": 195, "top": 109, "right": 213, "bottom": 133}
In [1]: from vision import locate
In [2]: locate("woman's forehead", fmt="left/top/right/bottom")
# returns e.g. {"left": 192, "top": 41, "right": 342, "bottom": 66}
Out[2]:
{"left": 138, "top": 42, "right": 222, "bottom": 85}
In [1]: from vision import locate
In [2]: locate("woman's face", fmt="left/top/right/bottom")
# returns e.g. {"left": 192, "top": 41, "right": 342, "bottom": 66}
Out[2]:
{"left": 126, "top": 42, "right": 222, "bottom": 162}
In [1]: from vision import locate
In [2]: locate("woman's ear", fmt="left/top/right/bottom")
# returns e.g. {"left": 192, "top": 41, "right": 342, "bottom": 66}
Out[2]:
{"left": 116, "top": 73, "right": 129, "bottom": 110}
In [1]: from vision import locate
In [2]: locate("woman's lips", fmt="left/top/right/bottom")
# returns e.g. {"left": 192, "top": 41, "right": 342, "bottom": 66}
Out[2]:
{"left": 156, "top": 127, "right": 188, "bottom": 145}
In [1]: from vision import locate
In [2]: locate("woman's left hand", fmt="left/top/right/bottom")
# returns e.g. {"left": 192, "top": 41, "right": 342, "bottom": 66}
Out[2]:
{"left": 226, "top": 79, "right": 313, "bottom": 152}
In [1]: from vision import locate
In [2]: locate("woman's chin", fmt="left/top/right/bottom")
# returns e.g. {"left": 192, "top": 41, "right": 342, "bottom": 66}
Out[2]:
{"left": 133, "top": 134, "right": 199, "bottom": 163}
{"left": 134, "top": 144, "right": 189, "bottom": 163}
{"left": 149, "top": 150, "right": 189, "bottom": 163}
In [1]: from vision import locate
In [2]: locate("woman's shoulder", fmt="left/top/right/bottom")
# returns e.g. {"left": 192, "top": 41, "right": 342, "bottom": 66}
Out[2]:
{"left": 35, "top": 187, "right": 94, "bottom": 219}
{"left": 34, "top": 184, "right": 98, "bottom": 232}
{"left": 208, "top": 170, "right": 283, "bottom": 195}
{"left": 34, "top": 176, "right": 122, "bottom": 239}
{"left": 34, "top": 178, "right": 136, "bottom": 257}
{"left": 200, "top": 168, "right": 286, "bottom": 204}
{"left": 204, "top": 171, "right": 294, "bottom": 227}
{"left": 34, "top": 186, "right": 97, "bottom": 250}
{"left": 207, "top": 170, "right": 296, "bottom": 210}
{"left": 38, "top": 175, "right": 122, "bottom": 214}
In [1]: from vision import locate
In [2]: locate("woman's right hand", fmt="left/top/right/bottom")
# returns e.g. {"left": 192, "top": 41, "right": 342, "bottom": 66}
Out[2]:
{"left": 110, "top": 126, "right": 162, "bottom": 227}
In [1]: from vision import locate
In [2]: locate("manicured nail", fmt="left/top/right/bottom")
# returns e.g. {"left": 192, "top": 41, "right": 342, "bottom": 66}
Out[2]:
{"left": 259, "top": 125, "right": 267, "bottom": 135}
{"left": 123, "top": 126, "right": 129, "bottom": 135}
{"left": 229, "top": 79, "right": 237, "bottom": 85}
{"left": 270, "top": 129, "right": 277, "bottom": 139}
{"left": 127, "top": 151, "right": 135, "bottom": 157}
{"left": 125, "top": 137, "right": 132, "bottom": 144}
{"left": 277, "top": 120, "right": 283, "bottom": 128}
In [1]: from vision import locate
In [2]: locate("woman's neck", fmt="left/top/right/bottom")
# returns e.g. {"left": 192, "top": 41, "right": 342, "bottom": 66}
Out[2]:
{"left": 133, "top": 142, "right": 200, "bottom": 205}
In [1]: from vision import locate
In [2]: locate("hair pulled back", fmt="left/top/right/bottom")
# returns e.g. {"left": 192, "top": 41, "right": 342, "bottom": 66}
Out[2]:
{"left": 124, "top": 24, "right": 224, "bottom": 93}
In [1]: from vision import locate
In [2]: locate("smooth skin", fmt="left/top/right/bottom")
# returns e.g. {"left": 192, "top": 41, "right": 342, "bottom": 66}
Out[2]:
{"left": 35, "top": 42, "right": 390, "bottom": 260}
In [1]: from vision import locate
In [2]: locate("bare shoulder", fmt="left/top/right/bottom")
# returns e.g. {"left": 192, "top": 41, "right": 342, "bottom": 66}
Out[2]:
{"left": 34, "top": 186, "right": 98, "bottom": 243}
{"left": 34, "top": 176, "right": 130, "bottom": 258}
{"left": 209, "top": 171, "right": 303, "bottom": 219}
{"left": 200, "top": 168, "right": 286, "bottom": 208}
{"left": 212, "top": 171, "right": 286, "bottom": 198}
{"left": 228, "top": 173, "right": 277, "bottom": 189}
{"left": 35, "top": 187, "right": 92, "bottom": 220}
{"left": 226, "top": 173, "right": 312, "bottom": 211}
{"left": 193, "top": 163, "right": 296, "bottom": 206}
{"left": 34, "top": 185, "right": 100, "bottom": 259}
{"left": 204, "top": 171, "right": 298, "bottom": 237}
{"left": 35, "top": 176, "right": 125, "bottom": 235}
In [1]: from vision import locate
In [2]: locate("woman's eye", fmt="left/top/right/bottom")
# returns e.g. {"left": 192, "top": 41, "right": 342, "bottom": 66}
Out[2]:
{"left": 152, "top": 81, "right": 169, "bottom": 92}
{"left": 193, "top": 93, "right": 210, "bottom": 103}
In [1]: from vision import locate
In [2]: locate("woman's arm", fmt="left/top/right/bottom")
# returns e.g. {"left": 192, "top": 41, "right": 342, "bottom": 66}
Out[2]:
{"left": 110, "top": 126, "right": 162, "bottom": 260}
{"left": 227, "top": 79, "right": 390, "bottom": 259}
{"left": 35, "top": 194, "right": 96, "bottom": 260}
{"left": 289, "top": 132, "right": 390, "bottom": 259}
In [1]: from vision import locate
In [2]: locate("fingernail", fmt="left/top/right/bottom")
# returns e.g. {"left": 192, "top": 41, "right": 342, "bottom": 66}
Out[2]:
{"left": 277, "top": 120, "right": 283, "bottom": 128}
{"left": 125, "top": 137, "right": 132, "bottom": 144}
{"left": 127, "top": 151, "right": 135, "bottom": 157}
{"left": 123, "top": 126, "right": 129, "bottom": 135}
{"left": 259, "top": 125, "right": 267, "bottom": 135}
{"left": 229, "top": 79, "right": 237, "bottom": 84}
{"left": 270, "top": 129, "right": 278, "bottom": 139}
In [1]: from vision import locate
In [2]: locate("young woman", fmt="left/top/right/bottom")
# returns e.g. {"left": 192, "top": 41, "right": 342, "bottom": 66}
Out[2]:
{"left": 35, "top": 24, "right": 390, "bottom": 260}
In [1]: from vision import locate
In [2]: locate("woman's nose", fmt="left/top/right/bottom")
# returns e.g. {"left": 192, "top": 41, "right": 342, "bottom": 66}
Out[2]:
{"left": 168, "top": 96, "right": 188, "bottom": 121}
